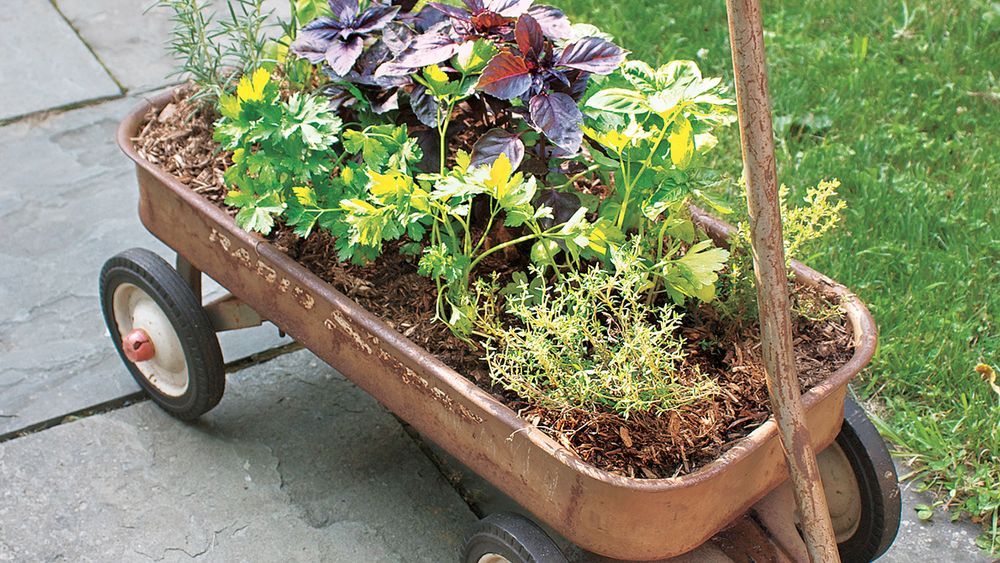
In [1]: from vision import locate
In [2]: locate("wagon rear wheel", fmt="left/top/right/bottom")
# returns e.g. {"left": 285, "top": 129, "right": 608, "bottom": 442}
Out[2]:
{"left": 100, "top": 248, "right": 224, "bottom": 420}
{"left": 462, "top": 513, "right": 567, "bottom": 563}
{"left": 820, "top": 397, "right": 901, "bottom": 562}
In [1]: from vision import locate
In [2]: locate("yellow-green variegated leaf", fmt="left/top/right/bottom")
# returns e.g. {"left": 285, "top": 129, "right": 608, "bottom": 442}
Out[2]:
{"left": 219, "top": 94, "right": 242, "bottom": 120}
{"left": 292, "top": 186, "right": 317, "bottom": 207}
{"left": 669, "top": 117, "right": 694, "bottom": 169}
{"left": 585, "top": 88, "right": 647, "bottom": 114}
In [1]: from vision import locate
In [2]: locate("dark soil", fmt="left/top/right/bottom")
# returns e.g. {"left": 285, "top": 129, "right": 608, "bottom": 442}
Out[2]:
{"left": 134, "top": 92, "right": 855, "bottom": 480}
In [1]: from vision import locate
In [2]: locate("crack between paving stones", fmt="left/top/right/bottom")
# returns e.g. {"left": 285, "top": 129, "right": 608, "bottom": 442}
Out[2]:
{"left": 0, "top": 81, "right": 188, "bottom": 127}
{"left": 0, "top": 343, "right": 304, "bottom": 443}
{"left": 395, "top": 417, "right": 486, "bottom": 519}
{"left": 0, "top": 391, "right": 149, "bottom": 444}
{"left": 224, "top": 342, "right": 304, "bottom": 372}
{"left": 0, "top": 94, "right": 126, "bottom": 128}
{"left": 47, "top": 0, "right": 127, "bottom": 94}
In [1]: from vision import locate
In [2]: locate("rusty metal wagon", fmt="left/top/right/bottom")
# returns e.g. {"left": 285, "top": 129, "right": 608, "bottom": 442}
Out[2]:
{"left": 100, "top": 2, "right": 902, "bottom": 561}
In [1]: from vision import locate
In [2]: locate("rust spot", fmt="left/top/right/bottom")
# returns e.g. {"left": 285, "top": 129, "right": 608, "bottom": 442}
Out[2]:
{"left": 564, "top": 478, "right": 585, "bottom": 527}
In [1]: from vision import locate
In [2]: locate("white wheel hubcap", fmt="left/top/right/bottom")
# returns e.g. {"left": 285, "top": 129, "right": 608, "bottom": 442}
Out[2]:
{"left": 818, "top": 442, "right": 863, "bottom": 542}
{"left": 477, "top": 555, "right": 512, "bottom": 563}
{"left": 113, "top": 283, "right": 190, "bottom": 397}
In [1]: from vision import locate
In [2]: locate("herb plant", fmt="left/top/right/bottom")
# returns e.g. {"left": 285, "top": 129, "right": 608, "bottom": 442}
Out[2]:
{"left": 474, "top": 244, "right": 720, "bottom": 417}
{"left": 290, "top": 0, "right": 401, "bottom": 76}
{"left": 721, "top": 179, "right": 847, "bottom": 321}
{"left": 154, "top": 0, "right": 275, "bottom": 102}
{"left": 214, "top": 69, "right": 344, "bottom": 234}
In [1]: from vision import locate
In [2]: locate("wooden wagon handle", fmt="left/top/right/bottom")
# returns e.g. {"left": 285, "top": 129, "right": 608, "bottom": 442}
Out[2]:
{"left": 724, "top": 0, "right": 842, "bottom": 561}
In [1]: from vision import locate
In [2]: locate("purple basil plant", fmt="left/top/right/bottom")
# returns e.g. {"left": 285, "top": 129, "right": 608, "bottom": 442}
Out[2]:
{"left": 376, "top": 2, "right": 625, "bottom": 155}
{"left": 290, "top": 0, "right": 401, "bottom": 76}
{"left": 476, "top": 13, "right": 625, "bottom": 154}
{"left": 378, "top": 0, "right": 572, "bottom": 76}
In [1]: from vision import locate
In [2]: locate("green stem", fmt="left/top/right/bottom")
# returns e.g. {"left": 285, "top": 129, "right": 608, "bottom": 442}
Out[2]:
{"left": 614, "top": 108, "right": 679, "bottom": 230}
{"left": 437, "top": 99, "right": 456, "bottom": 176}
{"left": 552, "top": 164, "right": 601, "bottom": 191}
{"left": 468, "top": 226, "right": 560, "bottom": 272}
{"left": 615, "top": 158, "right": 633, "bottom": 229}
{"left": 646, "top": 220, "right": 672, "bottom": 306}
{"left": 471, "top": 201, "right": 499, "bottom": 256}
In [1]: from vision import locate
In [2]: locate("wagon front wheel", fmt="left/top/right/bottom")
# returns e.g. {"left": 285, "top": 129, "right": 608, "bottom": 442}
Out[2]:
{"left": 100, "top": 248, "right": 224, "bottom": 420}
{"left": 461, "top": 513, "right": 567, "bottom": 563}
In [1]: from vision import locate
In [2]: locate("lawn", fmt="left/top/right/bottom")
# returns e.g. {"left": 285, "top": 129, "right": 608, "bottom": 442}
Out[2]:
{"left": 550, "top": 0, "right": 1000, "bottom": 550}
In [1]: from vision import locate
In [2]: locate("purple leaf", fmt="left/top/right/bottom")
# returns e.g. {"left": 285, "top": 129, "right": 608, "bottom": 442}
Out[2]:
{"left": 404, "top": 5, "right": 450, "bottom": 31}
{"left": 515, "top": 14, "right": 544, "bottom": 59}
{"left": 485, "top": 0, "right": 534, "bottom": 17}
{"left": 529, "top": 92, "right": 583, "bottom": 154}
{"left": 526, "top": 5, "right": 571, "bottom": 39}
{"left": 381, "top": 22, "right": 415, "bottom": 55}
{"left": 464, "top": 0, "right": 486, "bottom": 12}
{"left": 478, "top": 52, "right": 533, "bottom": 99}
{"left": 409, "top": 85, "right": 440, "bottom": 128}
{"left": 352, "top": 41, "right": 409, "bottom": 87}
{"left": 302, "top": 17, "right": 347, "bottom": 41}
{"left": 428, "top": 2, "right": 471, "bottom": 20}
{"left": 325, "top": 35, "right": 365, "bottom": 76}
{"left": 371, "top": 91, "right": 400, "bottom": 114}
{"left": 389, "top": 33, "right": 461, "bottom": 70}
{"left": 328, "top": 0, "right": 359, "bottom": 21}
{"left": 291, "top": 30, "right": 333, "bottom": 63}
{"left": 374, "top": 60, "right": 414, "bottom": 77}
{"left": 471, "top": 129, "right": 526, "bottom": 169}
{"left": 536, "top": 189, "right": 581, "bottom": 230}
{"left": 322, "top": 85, "right": 354, "bottom": 111}
{"left": 469, "top": 11, "right": 514, "bottom": 31}
{"left": 556, "top": 37, "right": 626, "bottom": 75}
{"left": 352, "top": 5, "right": 401, "bottom": 35}
{"left": 353, "top": 39, "right": 391, "bottom": 74}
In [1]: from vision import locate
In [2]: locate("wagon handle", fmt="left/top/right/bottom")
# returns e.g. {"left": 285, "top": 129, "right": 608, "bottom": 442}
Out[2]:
{"left": 724, "top": 0, "right": 841, "bottom": 561}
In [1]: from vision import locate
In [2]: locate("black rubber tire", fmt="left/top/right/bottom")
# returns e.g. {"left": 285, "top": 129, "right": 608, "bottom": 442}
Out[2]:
{"left": 100, "top": 248, "right": 225, "bottom": 420}
{"left": 832, "top": 397, "right": 902, "bottom": 562}
{"left": 461, "top": 513, "right": 567, "bottom": 563}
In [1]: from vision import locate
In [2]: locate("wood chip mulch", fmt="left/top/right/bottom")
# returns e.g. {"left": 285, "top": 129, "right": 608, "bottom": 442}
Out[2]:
{"left": 133, "top": 89, "right": 232, "bottom": 208}
{"left": 134, "top": 92, "right": 855, "bottom": 480}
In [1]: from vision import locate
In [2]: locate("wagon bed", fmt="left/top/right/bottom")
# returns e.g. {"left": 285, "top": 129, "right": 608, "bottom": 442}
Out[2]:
{"left": 110, "top": 91, "right": 882, "bottom": 561}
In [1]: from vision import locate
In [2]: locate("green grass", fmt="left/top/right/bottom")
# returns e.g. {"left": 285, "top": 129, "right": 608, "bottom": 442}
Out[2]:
{"left": 553, "top": 0, "right": 1000, "bottom": 551}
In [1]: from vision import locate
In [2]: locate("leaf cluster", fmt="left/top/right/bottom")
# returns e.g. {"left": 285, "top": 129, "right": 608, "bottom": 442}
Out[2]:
{"left": 214, "top": 69, "right": 344, "bottom": 234}
{"left": 720, "top": 179, "right": 848, "bottom": 321}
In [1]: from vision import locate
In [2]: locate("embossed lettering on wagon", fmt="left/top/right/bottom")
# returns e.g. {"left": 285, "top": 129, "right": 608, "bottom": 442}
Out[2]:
{"left": 323, "top": 309, "right": 484, "bottom": 424}
{"left": 208, "top": 228, "right": 314, "bottom": 310}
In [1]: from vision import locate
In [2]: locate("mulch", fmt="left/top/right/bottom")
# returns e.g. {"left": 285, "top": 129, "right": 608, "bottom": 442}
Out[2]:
{"left": 133, "top": 90, "right": 854, "bottom": 480}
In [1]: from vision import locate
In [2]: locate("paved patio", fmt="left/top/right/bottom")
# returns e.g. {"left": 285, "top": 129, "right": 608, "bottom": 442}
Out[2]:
{"left": 0, "top": 1, "right": 991, "bottom": 561}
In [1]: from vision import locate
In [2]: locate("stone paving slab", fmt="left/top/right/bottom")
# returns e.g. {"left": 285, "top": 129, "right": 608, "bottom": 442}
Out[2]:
{"left": 0, "top": 94, "right": 289, "bottom": 436}
{"left": 0, "top": 350, "right": 476, "bottom": 562}
{"left": 56, "top": 0, "right": 292, "bottom": 93}
{"left": 0, "top": 0, "right": 120, "bottom": 121}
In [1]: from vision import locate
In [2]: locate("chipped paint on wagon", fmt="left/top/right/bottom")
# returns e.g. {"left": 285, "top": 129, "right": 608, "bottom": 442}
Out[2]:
{"left": 325, "top": 310, "right": 373, "bottom": 355}
{"left": 321, "top": 307, "right": 485, "bottom": 425}
{"left": 208, "top": 224, "right": 485, "bottom": 425}
{"left": 208, "top": 228, "right": 315, "bottom": 311}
